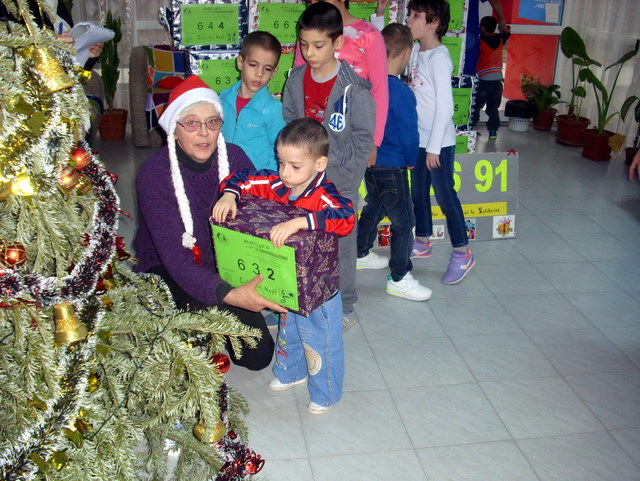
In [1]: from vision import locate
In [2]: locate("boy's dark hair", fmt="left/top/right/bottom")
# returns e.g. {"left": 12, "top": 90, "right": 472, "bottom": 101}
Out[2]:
{"left": 277, "top": 118, "right": 329, "bottom": 159}
{"left": 407, "top": 0, "right": 450, "bottom": 40}
{"left": 298, "top": 2, "right": 343, "bottom": 42}
{"left": 480, "top": 16, "right": 497, "bottom": 33}
{"left": 239, "top": 31, "right": 282, "bottom": 62}
{"left": 382, "top": 23, "right": 413, "bottom": 59}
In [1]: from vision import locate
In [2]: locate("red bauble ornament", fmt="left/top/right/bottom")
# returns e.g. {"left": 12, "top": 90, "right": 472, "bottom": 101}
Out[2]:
{"left": 211, "top": 352, "right": 231, "bottom": 374}
{"left": 244, "top": 455, "right": 264, "bottom": 475}
{"left": 70, "top": 146, "right": 91, "bottom": 171}
{"left": 58, "top": 166, "right": 80, "bottom": 191}
{"left": 0, "top": 242, "right": 27, "bottom": 267}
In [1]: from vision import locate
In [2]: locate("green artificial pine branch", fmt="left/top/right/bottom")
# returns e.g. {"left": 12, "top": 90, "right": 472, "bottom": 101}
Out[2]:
{"left": 0, "top": 2, "right": 263, "bottom": 479}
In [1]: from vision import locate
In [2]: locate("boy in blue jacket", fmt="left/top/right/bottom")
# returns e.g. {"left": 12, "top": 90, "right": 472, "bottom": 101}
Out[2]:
{"left": 220, "top": 31, "right": 286, "bottom": 170}
{"left": 356, "top": 23, "right": 432, "bottom": 301}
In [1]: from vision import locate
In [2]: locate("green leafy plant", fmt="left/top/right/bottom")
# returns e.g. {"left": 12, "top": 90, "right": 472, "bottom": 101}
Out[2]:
{"left": 520, "top": 74, "right": 562, "bottom": 112}
{"left": 99, "top": 11, "right": 123, "bottom": 111}
{"left": 559, "top": 27, "right": 600, "bottom": 120}
{"left": 579, "top": 39, "right": 639, "bottom": 134}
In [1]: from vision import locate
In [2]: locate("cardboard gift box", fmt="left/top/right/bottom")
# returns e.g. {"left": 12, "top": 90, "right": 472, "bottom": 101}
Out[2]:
{"left": 210, "top": 195, "right": 339, "bottom": 316}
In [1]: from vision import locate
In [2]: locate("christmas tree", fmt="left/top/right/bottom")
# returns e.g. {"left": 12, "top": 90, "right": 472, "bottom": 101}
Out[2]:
{"left": 0, "top": 1, "right": 264, "bottom": 479}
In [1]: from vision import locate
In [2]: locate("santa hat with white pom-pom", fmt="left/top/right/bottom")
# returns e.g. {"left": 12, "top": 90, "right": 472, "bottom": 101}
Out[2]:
{"left": 158, "top": 75, "right": 229, "bottom": 265}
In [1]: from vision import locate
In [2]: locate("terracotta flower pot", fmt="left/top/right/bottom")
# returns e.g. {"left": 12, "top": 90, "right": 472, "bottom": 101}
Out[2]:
{"left": 532, "top": 108, "right": 557, "bottom": 131}
{"left": 99, "top": 108, "right": 128, "bottom": 141}
{"left": 556, "top": 115, "right": 590, "bottom": 146}
{"left": 582, "top": 129, "right": 615, "bottom": 161}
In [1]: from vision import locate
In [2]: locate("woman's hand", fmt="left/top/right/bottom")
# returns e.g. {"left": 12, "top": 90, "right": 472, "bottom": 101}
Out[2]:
{"left": 270, "top": 217, "right": 307, "bottom": 248}
{"left": 212, "top": 192, "right": 238, "bottom": 222}
{"left": 426, "top": 152, "right": 441, "bottom": 170}
{"left": 222, "top": 275, "right": 287, "bottom": 313}
{"left": 376, "top": 0, "right": 389, "bottom": 17}
{"left": 56, "top": 31, "right": 75, "bottom": 45}
{"left": 88, "top": 42, "right": 104, "bottom": 58}
{"left": 629, "top": 149, "right": 640, "bottom": 181}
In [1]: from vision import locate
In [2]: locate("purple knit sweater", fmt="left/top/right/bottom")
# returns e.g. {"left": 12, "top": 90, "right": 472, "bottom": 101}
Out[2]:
{"left": 133, "top": 143, "right": 253, "bottom": 305}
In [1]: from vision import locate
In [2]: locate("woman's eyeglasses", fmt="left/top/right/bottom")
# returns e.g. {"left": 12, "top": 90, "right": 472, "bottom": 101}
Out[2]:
{"left": 177, "top": 118, "right": 224, "bottom": 132}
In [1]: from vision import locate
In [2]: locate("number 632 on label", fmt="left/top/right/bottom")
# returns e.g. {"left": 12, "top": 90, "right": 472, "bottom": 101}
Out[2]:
{"left": 236, "top": 258, "right": 276, "bottom": 281}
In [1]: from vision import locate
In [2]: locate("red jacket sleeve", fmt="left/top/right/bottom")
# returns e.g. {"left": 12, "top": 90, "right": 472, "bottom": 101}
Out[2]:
{"left": 220, "top": 169, "right": 284, "bottom": 203}
{"left": 304, "top": 183, "right": 355, "bottom": 237}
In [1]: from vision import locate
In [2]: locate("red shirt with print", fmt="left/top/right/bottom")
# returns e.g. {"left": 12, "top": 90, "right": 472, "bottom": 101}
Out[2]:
{"left": 303, "top": 66, "right": 337, "bottom": 123}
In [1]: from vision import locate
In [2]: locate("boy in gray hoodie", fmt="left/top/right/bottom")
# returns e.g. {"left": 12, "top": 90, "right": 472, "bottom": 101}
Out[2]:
{"left": 283, "top": 1, "right": 375, "bottom": 331}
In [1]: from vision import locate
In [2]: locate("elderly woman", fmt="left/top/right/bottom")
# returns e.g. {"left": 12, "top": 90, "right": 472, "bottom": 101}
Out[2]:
{"left": 133, "top": 75, "right": 284, "bottom": 370}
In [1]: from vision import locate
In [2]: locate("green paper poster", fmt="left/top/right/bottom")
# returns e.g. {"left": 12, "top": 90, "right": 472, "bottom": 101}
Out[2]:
{"left": 258, "top": 3, "right": 305, "bottom": 45}
{"left": 442, "top": 36, "right": 463, "bottom": 76}
{"left": 181, "top": 4, "right": 239, "bottom": 46}
{"left": 452, "top": 87, "right": 472, "bottom": 125}
{"left": 349, "top": 2, "right": 390, "bottom": 25}
{"left": 447, "top": 0, "right": 465, "bottom": 31}
{"left": 455, "top": 135, "right": 468, "bottom": 154}
{"left": 211, "top": 226, "right": 300, "bottom": 311}
{"left": 198, "top": 58, "right": 240, "bottom": 93}
{"left": 269, "top": 53, "right": 295, "bottom": 95}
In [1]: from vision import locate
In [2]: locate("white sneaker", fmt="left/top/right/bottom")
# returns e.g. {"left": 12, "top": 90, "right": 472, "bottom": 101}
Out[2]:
{"left": 357, "top": 251, "right": 389, "bottom": 270}
{"left": 386, "top": 273, "right": 432, "bottom": 301}
{"left": 268, "top": 377, "right": 307, "bottom": 391}
{"left": 308, "top": 401, "right": 333, "bottom": 415}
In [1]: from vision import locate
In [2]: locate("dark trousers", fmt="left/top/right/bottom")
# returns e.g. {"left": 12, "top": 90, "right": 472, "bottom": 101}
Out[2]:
{"left": 411, "top": 146, "right": 469, "bottom": 248}
{"left": 473, "top": 79, "right": 503, "bottom": 132}
{"left": 147, "top": 265, "right": 274, "bottom": 371}
{"left": 357, "top": 167, "right": 414, "bottom": 282}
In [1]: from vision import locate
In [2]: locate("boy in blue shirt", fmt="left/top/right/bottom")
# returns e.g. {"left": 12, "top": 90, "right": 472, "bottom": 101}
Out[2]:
{"left": 356, "top": 23, "right": 432, "bottom": 301}
{"left": 220, "top": 31, "right": 286, "bottom": 170}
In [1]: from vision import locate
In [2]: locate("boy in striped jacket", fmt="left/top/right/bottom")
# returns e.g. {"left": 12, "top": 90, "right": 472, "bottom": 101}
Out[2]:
{"left": 212, "top": 117, "right": 353, "bottom": 415}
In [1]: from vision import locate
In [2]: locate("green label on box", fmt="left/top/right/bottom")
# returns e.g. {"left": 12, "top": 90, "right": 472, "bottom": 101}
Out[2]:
{"left": 199, "top": 58, "right": 239, "bottom": 93}
{"left": 269, "top": 52, "right": 295, "bottom": 95}
{"left": 181, "top": 4, "right": 239, "bottom": 46}
{"left": 442, "top": 36, "right": 463, "bottom": 76}
{"left": 448, "top": 0, "right": 465, "bottom": 31}
{"left": 455, "top": 135, "right": 468, "bottom": 154}
{"left": 452, "top": 87, "right": 472, "bottom": 125}
{"left": 258, "top": 3, "right": 305, "bottom": 45}
{"left": 211, "top": 225, "right": 300, "bottom": 311}
{"left": 349, "top": 2, "right": 390, "bottom": 25}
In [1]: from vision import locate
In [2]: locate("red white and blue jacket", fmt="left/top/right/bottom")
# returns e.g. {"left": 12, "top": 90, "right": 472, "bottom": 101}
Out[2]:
{"left": 220, "top": 169, "right": 355, "bottom": 237}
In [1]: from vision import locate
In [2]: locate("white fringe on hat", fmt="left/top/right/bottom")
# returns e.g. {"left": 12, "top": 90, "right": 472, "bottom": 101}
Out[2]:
{"left": 159, "top": 87, "right": 229, "bottom": 257}
{"left": 167, "top": 131, "right": 229, "bottom": 251}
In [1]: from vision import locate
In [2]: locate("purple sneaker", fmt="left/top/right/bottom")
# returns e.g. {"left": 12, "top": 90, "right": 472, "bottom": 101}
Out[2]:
{"left": 411, "top": 238, "right": 432, "bottom": 258}
{"left": 442, "top": 249, "right": 475, "bottom": 285}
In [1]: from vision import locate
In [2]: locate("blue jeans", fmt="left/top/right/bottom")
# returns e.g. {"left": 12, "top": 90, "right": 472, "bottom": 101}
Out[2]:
{"left": 357, "top": 167, "right": 414, "bottom": 282}
{"left": 273, "top": 292, "right": 344, "bottom": 407}
{"left": 411, "top": 146, "right": 469, "bottom": 248}
{"left": 472, "top": 79, "right": 503, "bottom": 132}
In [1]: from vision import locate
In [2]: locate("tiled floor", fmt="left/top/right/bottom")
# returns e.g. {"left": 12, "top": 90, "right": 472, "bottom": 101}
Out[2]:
{"left": 98, "top": 124, "right": 640, "bottom": 481}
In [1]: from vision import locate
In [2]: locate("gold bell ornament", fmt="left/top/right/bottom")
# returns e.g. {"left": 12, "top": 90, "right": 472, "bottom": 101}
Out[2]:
{"left": 53, "top": 302, "right": 88, "bottom": 345}
{"left": 29, "top": 46, "right": 75, "bottom": 94}
{"left": 74, "top": 174, "right": 93, "bottom": 196}
{"left": 193, "top": 419, "right": 225, "bottom": 443}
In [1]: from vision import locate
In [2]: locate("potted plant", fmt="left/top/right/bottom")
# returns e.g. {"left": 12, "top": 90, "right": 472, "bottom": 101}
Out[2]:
{"left": 621, "top": 95, "right": 639, "bottom": 165}
{"left": 98, "top": 11, "right": 126, "bottom": 141}
{"left": 556, "top": 27, "right": 600, "bottom": 146}
{"left": 579, "top": 40, "right": 639, "bottom": 161}
{"left": 520, "top": 74, "right": 562, "bottom": 131}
